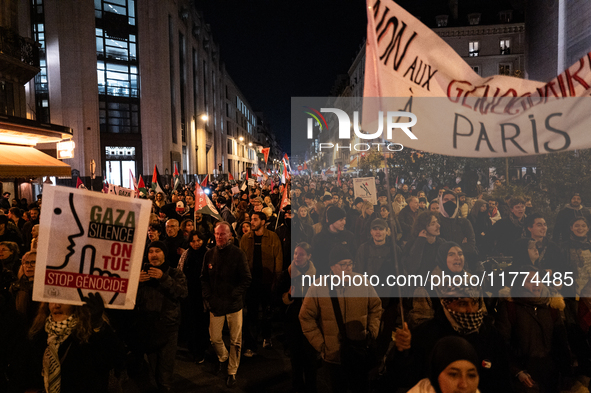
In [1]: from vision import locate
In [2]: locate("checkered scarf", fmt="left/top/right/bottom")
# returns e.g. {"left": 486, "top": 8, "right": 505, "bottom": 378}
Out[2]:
{"left": 442, "top": 299, "right": 484, "bottom": 334}
{"left": 43, "top": 315, "right": 77, "bottom": 393}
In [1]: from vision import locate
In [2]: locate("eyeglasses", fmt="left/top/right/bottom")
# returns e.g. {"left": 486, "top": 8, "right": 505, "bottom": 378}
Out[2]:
{"left": 23, "top": 261, "right": 36, "bottom": 267}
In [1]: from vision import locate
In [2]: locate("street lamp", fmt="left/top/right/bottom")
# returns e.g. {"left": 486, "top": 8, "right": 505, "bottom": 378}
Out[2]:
{"left": 239, "top": 136, "right": 244, "bottom": 142}
{"left": 200, "top": 114, "right": 208, "bottom": 121}
{"left": 248, "top": 142, "right": 252, "bottom": 146}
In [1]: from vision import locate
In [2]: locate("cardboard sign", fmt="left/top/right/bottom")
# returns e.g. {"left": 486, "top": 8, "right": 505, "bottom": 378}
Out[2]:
{"left": 248, "top": 178, "right": 255, "bottom": 186}
{"left": 33, "top": 186, "right": 152, "bottom": 309}
{"left": 231, "top": 186, "right": 240, "bottom": 195}
{"left": 353, "top": 177, "right": 377, "bottom": 205}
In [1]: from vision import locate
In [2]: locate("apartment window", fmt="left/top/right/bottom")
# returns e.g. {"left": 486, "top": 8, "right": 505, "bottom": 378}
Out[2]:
{"left": 468, "top": 13, "right": 481, "bottom": 26}
{"left": 435, "top": 15, "right": 448, "bottom": 27}
{"left": 227, "top": 139, "right": 232, "bottom": 155}
{"left": 471, "top": 66, "right": 480, "bottom": 76}
{"left": 95, "top": 0, "right": 140, "bottom": 134}
{"left": 499, "top": 63, "right": 512, "bottom": 76}
{"left": 31, "top": 0, "right": 50, "bottom": 122}
{"left": 499, "top": 10, "right": 512, "bottom": 23}
{"left": 500, "top": 39, "right": 511, "bottom": 55}
{"left": 469, "top": 41, "right": 479, "bottom": 57}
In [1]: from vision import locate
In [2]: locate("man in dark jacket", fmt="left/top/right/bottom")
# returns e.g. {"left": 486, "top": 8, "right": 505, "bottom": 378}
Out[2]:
{"left": 163, "top": 219, "right": 186, "bottom": 268}
{"left": 240, "top": 211, "right": 282, "bottom": 354}
{"left": 398, "top": 196, "right": 419, "bottom": 244}
{"left": 136, "top": 241, "right": 188, "bottom": 393}
{"left": 202, "top": 222, "right": 251, "bottom": 387}
{"left": 311, "top": 206, "right": 357, "bottom": 275}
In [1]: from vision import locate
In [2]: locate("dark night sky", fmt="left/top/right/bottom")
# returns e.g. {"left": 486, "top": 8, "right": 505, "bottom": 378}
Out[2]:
{"left": 197, "top": 0, "right": 369, "bottom": 156}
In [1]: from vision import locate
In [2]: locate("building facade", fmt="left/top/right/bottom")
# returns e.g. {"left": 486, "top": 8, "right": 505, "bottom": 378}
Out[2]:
{"left": 20, "top": 0, "right": 268, "bottom": 186}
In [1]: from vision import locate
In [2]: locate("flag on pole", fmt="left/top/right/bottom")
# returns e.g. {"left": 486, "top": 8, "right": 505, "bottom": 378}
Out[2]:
{"left": 284, "top": 162, "right": 291, "bottom": 181}
{"left": 201, "top": 174, "right": 208, "bottom": 188}
{"left": 76, "top": 177, "right": 86, "bottom": 189}
{"left": 228, "top": 172, "right": 235, "bottom": 184}
{"left": 257, "top": 168, "right": 268, "bottom": 181}
{"left": 261, "top": 147, "right": 270, "bottom": 164}
{"left": 151, "top": 165, "right": 164, "bottom": 194}
{"left": 303, "top": 162, "right": 308, "bottom": 170}
{"left": 280, "top": 183, "right": 290, "bottom": 211}
{"left": 130, "top": 169, "right": 138, "bottom": 195}
{"left": 283, "top": 153, "right": 290, "bottom": 168}
{"left": 337, "top": 164, "right": 342, "bottom": 187}
{"left": 173, "top": 164, "right": 181, "bottom": 191}
{"left": 138, "top": 175, "right": 147, "bottom": 197}
{"left": 195, "top": 181, "right": 223, "bottom": 222}
{"left": 102, "top": 181, "right": 109, "bottom": 194}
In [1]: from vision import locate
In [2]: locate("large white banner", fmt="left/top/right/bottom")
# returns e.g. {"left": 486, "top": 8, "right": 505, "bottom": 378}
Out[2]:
{"left": 363, "top": 0, "right": 591, "bottom": 157}
{"left": 33, "top": 186, "right": 152, "bottom": 309}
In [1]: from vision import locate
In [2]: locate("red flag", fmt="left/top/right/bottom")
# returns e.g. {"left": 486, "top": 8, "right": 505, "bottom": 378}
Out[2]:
{"left": 201, "top": 174, "right": 208, "bottom": 188}
{"left": 76, "top": 177, "right": 86, "bottom": 189}
{"left": 280, "top": 184, "right": 290, "bottom": 210}
{"left": 304, "top": 162, "right": 308, "bottom": 170}
{"left": 102, "top": 181, "right": 109, "bottom": 193}
{"left": 152, "top": 165, "right": 163, "bottom": 193}
{"left": 261, "top": 147, "right": 270, "bottom": 164}
{"left": 229, "top": 172, "right": 235, "bottom": 181}
{"left": 246, "top": 171, "right": 249, "bottom": 181}
{"left": 337, "top": 164, "right": 342, "bottom": 187}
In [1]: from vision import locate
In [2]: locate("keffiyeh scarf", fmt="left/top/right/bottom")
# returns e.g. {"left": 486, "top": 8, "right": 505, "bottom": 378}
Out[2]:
{"left": 43, "top": 315, "right": 77, "bottom": 393}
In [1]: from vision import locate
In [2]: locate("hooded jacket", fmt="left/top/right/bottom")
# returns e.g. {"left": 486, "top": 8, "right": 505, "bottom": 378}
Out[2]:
{"left": 240, "top": 227, "right": 283, "bottom": 286}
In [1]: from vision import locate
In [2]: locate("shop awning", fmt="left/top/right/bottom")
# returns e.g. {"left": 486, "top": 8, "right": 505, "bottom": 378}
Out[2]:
{"left": 0, "top": 144, "right": 71, "bottom": 178}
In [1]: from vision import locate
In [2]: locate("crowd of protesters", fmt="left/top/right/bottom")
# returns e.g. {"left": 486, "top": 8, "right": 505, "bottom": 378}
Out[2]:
{"left": 1, "top": 169, "right": 591, "bottom": 393}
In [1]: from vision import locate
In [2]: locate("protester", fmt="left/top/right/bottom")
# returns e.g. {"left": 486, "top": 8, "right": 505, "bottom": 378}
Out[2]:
{"left": 202, "top": 222, "right": 251, "bottom": 387}
{"left": 407, "top": 336, "right": 481, "bottom": 393}
{"left": 276, "top": 243, "right": 318, "bottom": 393}
{"left": 299, "top": 245, "right": 382, "bottom": 393}
{"left": 27, "top": 293, "right": 124, "bottom": 393}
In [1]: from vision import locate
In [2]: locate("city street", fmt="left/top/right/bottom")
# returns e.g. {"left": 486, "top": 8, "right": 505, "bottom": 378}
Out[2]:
{"left": 121, "top": 333, "right": 332, "bottom": 393}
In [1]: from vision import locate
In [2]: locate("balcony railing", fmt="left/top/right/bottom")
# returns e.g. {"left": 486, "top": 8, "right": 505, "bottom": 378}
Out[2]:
{"left": 0, "top": 27, "right": 39, "bottom": 67}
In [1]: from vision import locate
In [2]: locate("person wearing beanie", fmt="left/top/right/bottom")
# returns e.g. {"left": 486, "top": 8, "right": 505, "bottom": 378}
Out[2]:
{"left": 299, "top": 244, "right": 382, "bottom": 393}
{"left": 311, "top": 207, "right": 356, "bottom": 276}
{"left": 553, "top": 192, "right": 591, "bottom": 243}
{"left": 408, "top": 336, "right": 480, "bottom": 393}
{"left": 132, "top": 238, "right": 188, "bottom": 393}
{"left": 437, "top": 191, "right": 478, "bottom": 271}
{"left": 346, "top": 197, "right": 365, "bottom": 233}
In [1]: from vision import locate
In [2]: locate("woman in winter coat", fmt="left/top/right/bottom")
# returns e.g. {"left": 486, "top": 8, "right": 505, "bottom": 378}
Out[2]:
{"left": 9, "top": 251, "right": 39, "bottom": 328}
{"left": 26, "top": 293, "right": 124, "bottom": 393}
{"left": 178, "top": 230, "right": 209, "bottom": 363}
{"left": 276, "top": 242, "right": 318, "bottom": 393}
{"left": 496, "top": 266, "right": 571, "bottom": 393}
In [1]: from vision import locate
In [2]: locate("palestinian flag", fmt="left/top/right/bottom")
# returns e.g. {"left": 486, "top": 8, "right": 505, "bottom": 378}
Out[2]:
{"left": 76, "top": 177, "right": 87, "bottom": 189}
{"left": 201, "top": 174, "right": 208, "bottom": 188}
{"left": 151, "top": 165, "right": 164, "bottom": 194}
{"left": 173, "top": 163, "right": 181, "bottom": 191}
{"left": 195, "top": 181, "right": 223, "bottom": 222}
{"left": 138, "top": 175, "right": 148, "bottom": 198}
{"left": 228, "top": 172, "right": 236, "bottom": 184}
{"left": 280, "top": 183, "right": 290, "bottom": 211}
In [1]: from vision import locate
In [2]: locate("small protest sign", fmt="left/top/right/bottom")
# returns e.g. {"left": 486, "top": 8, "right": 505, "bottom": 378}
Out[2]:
{"left": 353, "top": 177, "right": 377, "bottom": 205}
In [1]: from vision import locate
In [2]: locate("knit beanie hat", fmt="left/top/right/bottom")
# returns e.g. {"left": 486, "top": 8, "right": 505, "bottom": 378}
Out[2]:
{"left": 326, "top": 206, "right": 346, "bottom": 225}
{"left": 429, "top": 336, "right": 479, "bottom": 393}
{"left": 329, "top": 245, "right": 353, "bottom": 266}
{"left": 148, "top": 240, "right": 168, "bottom": 255}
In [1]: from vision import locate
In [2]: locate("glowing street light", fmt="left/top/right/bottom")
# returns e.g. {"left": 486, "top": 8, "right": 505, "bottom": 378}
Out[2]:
{"left": 239, "top": 136, "right": 244, "bottom": 142}
{"left": 200, "top": 114, "right": 209, "bottom": 121}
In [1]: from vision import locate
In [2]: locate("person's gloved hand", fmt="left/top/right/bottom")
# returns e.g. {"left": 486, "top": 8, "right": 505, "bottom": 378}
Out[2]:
{"left": 83, "top": 292, "right": 105, "bottom": 329}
